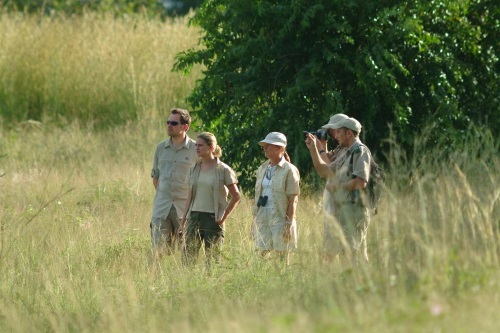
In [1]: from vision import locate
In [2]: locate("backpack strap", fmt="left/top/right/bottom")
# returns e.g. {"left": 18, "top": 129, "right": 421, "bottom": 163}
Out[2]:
{"left": 348, "top": 143, "right": 374, "bottom": 205}
{"left": 348, "top": 146, "right": 361, "bottom": 204}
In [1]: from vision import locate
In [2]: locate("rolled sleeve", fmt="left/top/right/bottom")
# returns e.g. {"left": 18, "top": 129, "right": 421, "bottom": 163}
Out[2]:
{"left": 224, "top": 167, "right": 238, "bottom": 185}
{"left": 151, "top": 148, "right": 160, "bottom": 178}
{"left": 285, "top": 165, "right": 300, "bottom": 196}
{"left": 151, "top": 168, "right": 159, "bottom": 178}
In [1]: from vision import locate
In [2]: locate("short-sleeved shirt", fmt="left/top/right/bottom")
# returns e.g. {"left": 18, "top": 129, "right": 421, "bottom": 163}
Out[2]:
{"left": 333, "top": 139, "right": 371, "bottom": 204}
{"left": 186, "top": 159, "right": 238, "bottom": 222}
{"left": 151, "top": 136, "right": 197, "bottom": 220}
{"left": 327, "top": 145, "right": 349, "bottom": 172}
{"left": 253, "top": 157, "right": 300, "bottom": 219}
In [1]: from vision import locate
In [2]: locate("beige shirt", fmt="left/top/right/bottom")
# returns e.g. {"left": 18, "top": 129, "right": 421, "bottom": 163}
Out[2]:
{"left": 253, "top": 158, "right": 300, "bottom": 218}
{"left": 328, "top": 145, "right": 349, "bottom": 172}
{"left": 186, "top": 159, "right": 238, "bottom": 222}
{"left": 191, "top": 168, "right": 216, "bottom": 213}
{"left": 151, "top": 136, "right": 197, "bottom": 219}
{"left": 333, "top": 139, "right": 371, "bottom": 204}
{"left": 323, "top": 145, "right": 348, "bottom": 215}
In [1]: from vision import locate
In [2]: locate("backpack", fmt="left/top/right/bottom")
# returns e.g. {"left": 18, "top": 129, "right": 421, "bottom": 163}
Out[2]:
{"left": 349, "top": 144, "right": 386, "bottom": 214}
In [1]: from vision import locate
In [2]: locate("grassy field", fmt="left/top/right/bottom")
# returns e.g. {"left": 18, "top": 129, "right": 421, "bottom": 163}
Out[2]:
{"left": 0, "top": 11, "right": 201, "bottom": 126}
{"left": 1, "top": 10, "right": 500, "bottom": 333}
{"left": 0, "top": 120, "right": 499, "bottom": 332}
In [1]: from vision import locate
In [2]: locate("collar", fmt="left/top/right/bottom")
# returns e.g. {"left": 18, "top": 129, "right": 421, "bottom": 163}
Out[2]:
{"left": 267, "top": 156, "right": 286, "bottom": 168}
{"left": 165, "top": 135, "right": 192, "bottom": 149}
{"left": 194, "top": 157, "right": 222, "bottom": 168}
{"left": 347, "top": 139, "right": 362, "bottom": 154}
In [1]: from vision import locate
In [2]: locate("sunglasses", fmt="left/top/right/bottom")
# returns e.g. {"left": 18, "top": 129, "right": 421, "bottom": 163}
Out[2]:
{"left": 166, "top": 120, "right": 181, "bottom": 126}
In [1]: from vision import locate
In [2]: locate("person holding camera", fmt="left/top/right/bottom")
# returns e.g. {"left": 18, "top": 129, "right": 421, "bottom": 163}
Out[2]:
{"left": 180, "top": 132, "right": 241, "bottom": 267}
{"left": 253, "top": 132, "right": 300, "bottom": 265}
{"left": 305, "top": 114, "right": 349, "bottom": 259}
{"left": 320, "top": 114, "right": 349, "bottom": 164}
{"left": 315, "top": 114, "right": 350, "bottom": 211}
{"left": 306, "top": 117, "right": 372, "bottom": 265}
{"left": 305, "top": 114, "right": 349, "bottom": 165}
{"left": 328, "top": 117, "right": 372, "bottom": 264}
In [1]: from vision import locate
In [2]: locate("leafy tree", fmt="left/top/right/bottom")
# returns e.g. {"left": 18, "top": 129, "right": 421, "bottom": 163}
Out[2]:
{"left": 175, "top": 0, "right": 499, "bottom": 191}
{"left": 159, "top": 0, "right": 204, "bottom": 16}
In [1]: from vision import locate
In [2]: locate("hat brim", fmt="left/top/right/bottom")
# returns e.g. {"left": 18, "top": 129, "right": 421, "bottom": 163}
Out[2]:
{"left": 324, "top": 122, "right": 346, "bottom": 130}
{"left": 259, "top": 140, "right": 286, "bottom": 147}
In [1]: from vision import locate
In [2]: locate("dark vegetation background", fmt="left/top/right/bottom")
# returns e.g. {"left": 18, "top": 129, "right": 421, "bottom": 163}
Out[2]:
{"left": 1, "top": 0, "right": 498, "bottom": 191}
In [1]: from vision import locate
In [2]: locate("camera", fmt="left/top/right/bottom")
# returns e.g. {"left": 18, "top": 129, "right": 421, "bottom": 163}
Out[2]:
{"left": 257, "top": 195, "right": 268, "bottom": 207}
{"left": 303, "top": 129, "right": 329, "bottom": 140}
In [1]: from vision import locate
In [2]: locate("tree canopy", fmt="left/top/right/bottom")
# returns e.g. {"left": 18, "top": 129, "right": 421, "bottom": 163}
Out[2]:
{"left": 175, "top": 0, "right": 499, "bottom": 191}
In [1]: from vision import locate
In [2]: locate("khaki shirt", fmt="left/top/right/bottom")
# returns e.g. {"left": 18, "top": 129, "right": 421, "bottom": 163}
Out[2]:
{"left": 151, "top": 136, "right": 197, "bottom": 219}
{"left": 327, "top": 145, "right": 349, "bottom": 172}
{"left": 333, "top": 139, "right": 371, "bottom": 204}
{"left": 323, "top": 145, "right": 348, "bottom": 215}
{"left": 185, "top": 159, "right": 238, "bottom": 222}
{"left": 253, "top": 158, "right": 300, "bottom": 218}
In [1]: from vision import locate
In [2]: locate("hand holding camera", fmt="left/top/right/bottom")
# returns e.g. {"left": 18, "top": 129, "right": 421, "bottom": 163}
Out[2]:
{"left": 303, "top": 128, "right": 329, "bottom": 141}
{"left": 304, "top": 132, "right": 319, "bottom": 151}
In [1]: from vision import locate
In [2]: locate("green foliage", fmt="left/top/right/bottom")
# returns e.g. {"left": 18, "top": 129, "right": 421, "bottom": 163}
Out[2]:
{"left": 175, "top": 0, "right": 500, "bottom": 190}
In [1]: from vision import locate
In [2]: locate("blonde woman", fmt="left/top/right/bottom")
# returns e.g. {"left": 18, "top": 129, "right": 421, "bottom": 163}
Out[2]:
{"left": 253, "top": 132, "right": 300, "bottom": 264}
{"left": 180, "top": 132, "right": 241, "bottom": 266}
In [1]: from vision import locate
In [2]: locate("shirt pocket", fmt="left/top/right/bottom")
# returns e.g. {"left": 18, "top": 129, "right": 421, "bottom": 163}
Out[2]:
{"left": 174, "top": 160, "right": 192, "bottom": 183}
{"left": 159, "top": 158, "right": 174, "bottom": 179}
{"left": 273, "top": 172, "right": 287, "bottom": 193}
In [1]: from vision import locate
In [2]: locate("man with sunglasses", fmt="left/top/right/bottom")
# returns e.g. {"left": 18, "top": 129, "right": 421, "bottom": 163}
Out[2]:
{"left": 150, "top": 108, "right": 197, "bottom": 259}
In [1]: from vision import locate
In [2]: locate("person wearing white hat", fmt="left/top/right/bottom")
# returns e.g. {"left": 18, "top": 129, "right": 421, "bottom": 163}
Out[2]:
{"left": 306, "top": 116, "right": 372, "bottom": 265}
{"left": 319, "top": 113, "right": 349, "bottom": 165}
{"left": 305, "top": 113, "right": 349, "bottom": 260}
{"left": 331, "top": 117, "right": 371, "bottom": 264}
{"left": 253, "top": 132, "right": 300, "bottom": 265}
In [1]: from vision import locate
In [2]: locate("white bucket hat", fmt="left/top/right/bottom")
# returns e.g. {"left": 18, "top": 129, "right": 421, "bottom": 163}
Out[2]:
{"left": 258, "top": 132, "right": 287, "bottom": 147}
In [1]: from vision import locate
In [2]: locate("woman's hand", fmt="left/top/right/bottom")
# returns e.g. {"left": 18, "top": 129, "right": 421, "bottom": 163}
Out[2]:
{"left": 282, "top": 222, "right": 292, "bottom": 242}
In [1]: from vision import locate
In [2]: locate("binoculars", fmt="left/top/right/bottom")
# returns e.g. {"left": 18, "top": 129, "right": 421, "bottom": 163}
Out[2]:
{"left": 257, "top": 195, "right": 268, "bottom": 207}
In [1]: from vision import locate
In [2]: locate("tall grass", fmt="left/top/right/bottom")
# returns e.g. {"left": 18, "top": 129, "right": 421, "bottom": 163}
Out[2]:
{"left": 0, "top": 11, "right": 202, "bottom": 127}
{"left": 0, "top": 120, "right": 499, "bottom": 332}
{"left": 0, "top": 8, "right": 499, "bottom": 333}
